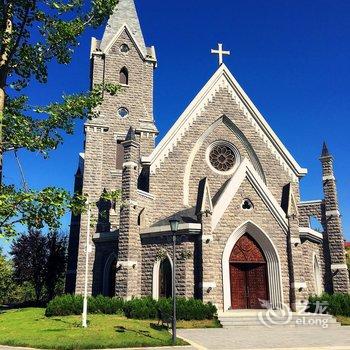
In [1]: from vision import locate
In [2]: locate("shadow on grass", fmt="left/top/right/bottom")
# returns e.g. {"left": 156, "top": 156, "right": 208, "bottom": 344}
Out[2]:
{"left": 115, "top": 325, "right": 164, "bottom": 341}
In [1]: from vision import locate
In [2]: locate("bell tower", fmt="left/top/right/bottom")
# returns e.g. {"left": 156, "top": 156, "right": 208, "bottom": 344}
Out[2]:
{"left": 67, "top": 0, "right": 158, "bottom": 295}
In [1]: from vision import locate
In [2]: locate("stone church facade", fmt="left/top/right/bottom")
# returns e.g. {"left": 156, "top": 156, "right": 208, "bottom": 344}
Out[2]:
{"left": 66, "top": 0, "right": 349, "bottom": 312}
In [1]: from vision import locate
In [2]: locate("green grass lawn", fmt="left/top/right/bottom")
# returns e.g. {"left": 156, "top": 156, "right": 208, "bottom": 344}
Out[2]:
{"left": 0, "top": 308, "right": 187, "bottom": 349}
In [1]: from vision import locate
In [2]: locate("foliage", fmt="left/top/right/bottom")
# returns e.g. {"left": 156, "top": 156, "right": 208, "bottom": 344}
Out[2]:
{"left": 45, "top": 295, "right": 217, "bottom": 321}
{"left": 0, "top": 308, "right": 186, "bottom": 349}
{"left": 45, "top": 232, "right": 67, "bottom": 301}
{"left": 308, "top": 293, "right": 350, "bottom": 317}
{"left": 124, "top": 297, "right": 217, "bottom": 321}
{"left": 45, "top": 294, "right": 124, "bottom": 317}
{"left": 0, "top": 185, "right": 87, "bottom": 237}
{"left": 0, "top": 0, "right": 121, "bottom": 238}
{"left": 0, "top": 249, "right": 13, "bottom": 304}
{"left": 123, "top": 297, "right": 158, "bottom": 320}
{"left": 11, "top": 230, "right": 67, "bottom": 302}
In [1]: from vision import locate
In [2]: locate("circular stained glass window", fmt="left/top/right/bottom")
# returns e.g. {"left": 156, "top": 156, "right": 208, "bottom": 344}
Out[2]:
{"left": 208, "top": 142, "right": 238, "bottom": 173}
{"left": 118, "top": 107, "right": 129, "bottom": 118}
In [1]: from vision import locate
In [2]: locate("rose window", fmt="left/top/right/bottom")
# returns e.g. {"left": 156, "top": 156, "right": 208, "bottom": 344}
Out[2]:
{"left": 209, "top": 144, "right": 236, "bottom": 172}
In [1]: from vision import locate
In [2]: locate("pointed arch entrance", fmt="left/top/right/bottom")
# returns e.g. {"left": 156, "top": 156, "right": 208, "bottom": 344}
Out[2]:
{"left": 230, "top": 234, "right": 268, "bottom": 309}
{"left": 152, "top": 254, "right": 173, "bottom": 300}
{"left": 222, "top": 221, "right": 283, "bottom": 311}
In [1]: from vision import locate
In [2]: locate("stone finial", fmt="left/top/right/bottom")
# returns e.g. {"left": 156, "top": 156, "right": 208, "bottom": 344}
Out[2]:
{"left": 126, "top": 127, "right": 136, "bottom": 141}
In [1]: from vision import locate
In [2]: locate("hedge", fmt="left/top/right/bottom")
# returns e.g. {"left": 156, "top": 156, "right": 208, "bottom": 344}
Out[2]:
{"left": 45, "top": 295, "right": 124, "bottom": 317}
{"left": 45, "top": 295, "right": 217, "bottom": 320}
{"left": 308, "top": 293, "right": 350, "bottom": 317}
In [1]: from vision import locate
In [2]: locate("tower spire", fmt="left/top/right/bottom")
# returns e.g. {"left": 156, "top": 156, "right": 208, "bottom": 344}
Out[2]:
{"left": 100, "top": 0, "right": 146, "bottom": 54}
{"left": 321, "top": 141, "right": 331, "bottom": 158}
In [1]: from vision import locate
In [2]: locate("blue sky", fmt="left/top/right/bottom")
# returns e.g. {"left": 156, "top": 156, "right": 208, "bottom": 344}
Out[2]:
{"left": 3, "top": 0, "right": 350, "bottom": 252}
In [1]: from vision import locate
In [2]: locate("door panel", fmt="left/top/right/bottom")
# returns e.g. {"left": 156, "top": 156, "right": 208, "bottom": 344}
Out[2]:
{"left": 247, "top": 264, "right": 268, "bottom": 309}
{"left": 230, "top": 264, "right": 247, "bottom": 309}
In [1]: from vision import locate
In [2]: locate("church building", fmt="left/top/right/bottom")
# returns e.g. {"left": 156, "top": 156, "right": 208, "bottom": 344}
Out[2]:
{"left": 66, "top": 0, "right": 350, "bottom": 312}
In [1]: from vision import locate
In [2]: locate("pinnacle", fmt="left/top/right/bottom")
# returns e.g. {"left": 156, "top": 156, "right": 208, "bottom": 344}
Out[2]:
{"left": 321, "top": 142, "right": 331, "bottom": 158}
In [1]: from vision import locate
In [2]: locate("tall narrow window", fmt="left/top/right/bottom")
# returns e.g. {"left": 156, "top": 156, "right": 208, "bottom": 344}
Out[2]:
{"left": 120, "top": 67, "right": 129, "bottom": 85}
{"left": 116, "top": 140, "right": 124, "bottom": 170}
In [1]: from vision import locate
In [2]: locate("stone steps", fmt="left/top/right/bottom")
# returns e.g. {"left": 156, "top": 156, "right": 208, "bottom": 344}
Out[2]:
{"left": 218, "top": 311, "right": 341, "bottom": 328}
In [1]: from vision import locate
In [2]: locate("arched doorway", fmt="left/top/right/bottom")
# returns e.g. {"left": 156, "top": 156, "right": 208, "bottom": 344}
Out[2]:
{"left": 103, "top": 254, "right": 117, "bottom": 297}
{"left": 230, "top": 233, "right": 269, "bottom": 309}
{"left": 159, "top": 258, "right": 172, "bottom": 298}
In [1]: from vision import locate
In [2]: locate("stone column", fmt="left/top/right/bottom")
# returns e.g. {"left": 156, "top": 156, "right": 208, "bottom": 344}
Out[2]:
{"left": 283, "top": 183, "right": 309, "bottom": 311}
{"left": 196, "top": 178, "right": 216, "bottom": 304}
{"left": 115, "top": 128, "right": 142, "bottom": 299}
{"left": 320, "top": 143, "right": 350, "bottom": 293}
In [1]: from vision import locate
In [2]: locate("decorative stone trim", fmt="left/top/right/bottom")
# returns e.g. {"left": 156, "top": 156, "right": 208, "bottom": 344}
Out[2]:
{"left": 291, "top": 237, "right": 301, "bottom": 245}
{"left": 298, "top": 200, "right": 323, "bottom": 206}
{"left": 140, "top": 223, "right": 201, "bottom": 236}
{"left": 292, "top": 282, "right": 307, "bottom": 290}
{"left": 202, "top": 235, "right": 214, "bottom": 243}
{"left": 137, "top": 189, "right": 155, "bottom": 200}
{"left": 201, "top": 282, "right": 216, "bottom": 292}
{"left": 331, "top": 264, "right": 348, "bottom": 270}
{"left": 326, "top": 210, "right": 341, "bottom": 217}
{"left": 299, "top": 227, "right": 323, "bottom": 244}
{"left": 323, "top": 175, "right": 335, "bottom": 181}
{"left": 110, "top": 169, "right": 122, "bottom": 176}
{"left": 118, "top": 261, "right": 138, "bottom": 268}
{"left": 123, "top": 161, "right": 138, "bottom": 168}
{"left": 85, "top": 124, "right": 109, "bottom": 133}
{"left": 93, "top": 232, "right": 119, "bottom": 242}
{"left": 211, "top": 158, "right": 288, "bottom": 233}
{"left": 146, "top": 64, "right": 307, "bottom": 180}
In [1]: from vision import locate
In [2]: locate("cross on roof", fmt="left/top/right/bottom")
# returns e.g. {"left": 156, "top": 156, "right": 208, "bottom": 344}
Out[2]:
{"left": 211, "top": 43, "right": 230, "bottom": 66}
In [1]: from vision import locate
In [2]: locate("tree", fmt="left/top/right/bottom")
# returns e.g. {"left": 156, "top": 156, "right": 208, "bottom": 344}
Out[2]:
{"left": 0, "top": 248, "right": 14, "bottom": 304}
{"left": 46, "top": 232, "right": 67, "bottom": 300}
{"left": 0, "top": 0, "right": 120, "bottom": 237}
{"left": 11, "top": 230, "right": 48, "bottom": 302}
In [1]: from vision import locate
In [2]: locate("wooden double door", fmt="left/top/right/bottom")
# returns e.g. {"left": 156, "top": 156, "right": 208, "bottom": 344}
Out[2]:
{"left": 230, "top": 234, "right": 269, "bottom": 309}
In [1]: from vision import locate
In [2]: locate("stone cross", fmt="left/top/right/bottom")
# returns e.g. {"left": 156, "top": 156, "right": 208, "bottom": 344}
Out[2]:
{"left": 211, "top": 43, "right": 230, "bottom": 66}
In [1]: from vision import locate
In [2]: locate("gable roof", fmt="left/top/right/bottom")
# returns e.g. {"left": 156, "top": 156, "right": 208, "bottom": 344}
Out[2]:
{"left": 143, "top": 64, "right": 307, "bottom": 180}
{"left": 100, "top": 0, "right": 146, "bottom": 55}
{"left": 211, "top": 158, "right": 289, "bottom": 233}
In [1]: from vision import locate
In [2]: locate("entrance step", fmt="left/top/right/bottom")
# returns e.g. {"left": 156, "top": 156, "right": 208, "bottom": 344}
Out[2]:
{"left": 218, "top": 310, "right": 341, "bottom": 328}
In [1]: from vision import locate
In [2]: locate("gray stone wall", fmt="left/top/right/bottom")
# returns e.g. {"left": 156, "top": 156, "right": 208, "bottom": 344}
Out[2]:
{"left": 148, "top": 88, "right": 300, "bottom": 226}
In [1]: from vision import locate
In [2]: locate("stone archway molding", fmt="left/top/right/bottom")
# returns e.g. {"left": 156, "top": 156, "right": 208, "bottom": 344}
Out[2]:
{"left": 152, "top": 253, "right": 174, "bottom": 300}
{"left": 222, "top": 220, "right": 283, "bottom": 311}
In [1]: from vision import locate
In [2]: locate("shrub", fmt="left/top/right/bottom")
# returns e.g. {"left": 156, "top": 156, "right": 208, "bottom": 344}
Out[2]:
{"left": 124, "top": 297, "right": 217, "bottom": 321}
{"left": 46, "top": 294, "right": 217, "bottom": 320}
{"left": 308, "top": 293, "right": 350, "bottom": 317}
{"left": 45, "top": 294, "right": 124, "bottom": 317}
{"left": 123, "top": 297, "right": 157, "bottom": 319}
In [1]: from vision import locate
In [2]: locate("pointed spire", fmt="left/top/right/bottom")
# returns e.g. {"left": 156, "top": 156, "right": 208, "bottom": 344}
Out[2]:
{"left": 321, "top": 142, "right": 331, "bottom": 158}
{"left": 100, "top": 0, "right": 146, "bottom": 54}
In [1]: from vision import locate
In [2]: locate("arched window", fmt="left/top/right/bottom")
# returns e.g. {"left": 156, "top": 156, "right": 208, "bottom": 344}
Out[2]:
{"left": 159, "top": 258, "right": 172, "bottom": 298}
{"left": 120, "top": 67, "right": 129, "bottom": 85}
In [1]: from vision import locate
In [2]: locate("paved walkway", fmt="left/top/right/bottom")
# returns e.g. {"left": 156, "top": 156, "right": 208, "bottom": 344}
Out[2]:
{"left": 178, "top": 327, "right": 350, "bottom": 350}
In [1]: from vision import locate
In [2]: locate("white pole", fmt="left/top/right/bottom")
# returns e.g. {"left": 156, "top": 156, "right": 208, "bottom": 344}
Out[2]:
{"left": 82, "top": 201, "right": 91, "bottom": 328}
